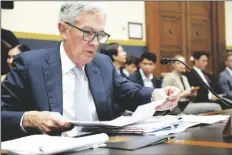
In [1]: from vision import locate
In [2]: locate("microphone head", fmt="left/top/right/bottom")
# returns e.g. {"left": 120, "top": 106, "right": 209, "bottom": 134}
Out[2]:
{"left": 160, "top": 58, "right": 172, "bottom": 64}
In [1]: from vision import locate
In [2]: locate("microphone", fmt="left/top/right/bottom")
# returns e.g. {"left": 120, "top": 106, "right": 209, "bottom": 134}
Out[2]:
{"left": 160, "top": 58, "right": 232, "bottom": 107}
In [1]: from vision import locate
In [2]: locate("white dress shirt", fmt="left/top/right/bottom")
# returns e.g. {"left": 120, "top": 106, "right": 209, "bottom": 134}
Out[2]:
{"left": 122, "top": 68, "right": 130, "bottom": 77}
{"left": 60, "top": 42, "right": 98, "bottom": 137}
{"left": 226, "top": 67, "right": 232, "bottom": 77}
{"left": 193, "top": 66, "right": 213, "bottom": 100}
{"left": 139, "top": 68, "right": 154, "bottom": 88}
{"left": 20, "top": 42, "right": 99, "bottom": 137}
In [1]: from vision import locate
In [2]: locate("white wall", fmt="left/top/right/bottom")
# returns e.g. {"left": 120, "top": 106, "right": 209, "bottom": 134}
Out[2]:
{"left": 225, "top": 1, "right": 232, "bottom": 48}
{"left": 1, "top": 1, "right": 146, "bottom": 41}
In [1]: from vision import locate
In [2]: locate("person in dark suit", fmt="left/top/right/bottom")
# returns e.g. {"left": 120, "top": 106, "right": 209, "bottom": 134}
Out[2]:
{"left": 1, "top": 2, "right": 180, "bottom": 141}
{"left": 100, "top": 42, "right": 127, "bottom": 76}
{"left": 121, "top": 56, "right": 138, "bottom": 78}
{"left": 1, "top": 28, "right": 19, "bottom": 75}
{"left": 185, "top": 51, "right": 218, "bottom": 103}
{"left": 1, "top": 44, "right": 31, "bottom": 81}
{"left": 219, "top": 52, "right": 232, "bottom": 99}
{"left": 162, "top": 54, "right": 221, "bottom": 115}
{"left": 129, "top": 52, "right": 161, "bottom": 89}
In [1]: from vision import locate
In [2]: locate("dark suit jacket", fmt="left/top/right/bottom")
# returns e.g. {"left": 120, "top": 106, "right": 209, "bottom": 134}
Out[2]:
{"left": 185, "top": 69, "right": 215, "bottom": 102}
{"left": 128, "top": 71, "right": 161, "bottom": 88}
{"left": 219, "top": 69, "right": 232, "bottom": 98}
{"left": 1, "top": 44, "right": 153, "bottom": 140}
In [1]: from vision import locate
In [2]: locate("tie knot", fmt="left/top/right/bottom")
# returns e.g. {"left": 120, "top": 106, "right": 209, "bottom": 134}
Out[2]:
{"left": 72, "top": 67, "right": 84, "bottom": 77}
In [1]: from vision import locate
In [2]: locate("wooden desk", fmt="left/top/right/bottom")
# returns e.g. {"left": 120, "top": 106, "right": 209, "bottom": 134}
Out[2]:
{"left": 64, "top": 110, "right": 232, "bottom": 155}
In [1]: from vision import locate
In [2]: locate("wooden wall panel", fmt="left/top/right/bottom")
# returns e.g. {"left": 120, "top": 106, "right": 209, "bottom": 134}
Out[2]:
{"left": 160, "top": 14, "right": 182, "bottom": 52}
{"left": 145, "top": 1, "right": 226, "bottom": 77}
{"left": 189, "top": 2, "right": 210, "bottom": 16}
{"left": 159, "top": 2, "right": 182, "bottom": 13}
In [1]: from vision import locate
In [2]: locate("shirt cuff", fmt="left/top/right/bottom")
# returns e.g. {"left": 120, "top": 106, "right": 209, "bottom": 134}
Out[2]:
{"left": 208, "top": 92, "right": 213, "bottom": 100}
{"left": 20, "top": 113, "right": 27, "bottom": 133}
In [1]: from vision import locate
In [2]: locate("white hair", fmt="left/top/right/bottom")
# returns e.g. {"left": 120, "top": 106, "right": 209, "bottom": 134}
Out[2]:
{"left": 59, "top": 1, "right": 105, "bottom": 24}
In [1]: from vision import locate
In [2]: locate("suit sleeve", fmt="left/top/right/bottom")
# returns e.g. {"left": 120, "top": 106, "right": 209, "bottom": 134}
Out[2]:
{"left": 1, "top": 54, "right": 30, "bottom": 140}
{"left": 219, "top": 73, "right": 232, "bottom": 97}
{"left": 109, "top": 59, "right": 153, "bottom": 111}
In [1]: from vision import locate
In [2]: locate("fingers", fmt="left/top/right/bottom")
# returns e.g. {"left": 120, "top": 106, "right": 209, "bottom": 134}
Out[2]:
{"left": 167, "top": 87, "right": 181, "bottom": 101}
{"left": 155, "top": 100, "right": 178, "bottom": 111}
{"left": 26, "top": 111, "right": 73, "bottom": 135}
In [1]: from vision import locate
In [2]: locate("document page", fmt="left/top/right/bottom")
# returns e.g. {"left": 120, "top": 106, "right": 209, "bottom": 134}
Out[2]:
{"left": 68, "top": 100, "right": 165, "bottom": 128}
{"left": 1, "top": 133, "right": 109, "bottom": 155}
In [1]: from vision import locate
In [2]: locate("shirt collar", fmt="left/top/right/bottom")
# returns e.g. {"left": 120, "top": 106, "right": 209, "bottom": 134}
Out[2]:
{"left": 226, "top": 67, "right": 232, "bottom": 76}
{"left": 193, "top": 66, "right": 202, "bottom": 73}
{"left": 139, "top": 68, "right": 153, "bottom": 80}
{"left": 60, "top": 42, "right": 85, "bottom": 75}
{"left": 122, "top": 68, "right": 130, "bottom": 77}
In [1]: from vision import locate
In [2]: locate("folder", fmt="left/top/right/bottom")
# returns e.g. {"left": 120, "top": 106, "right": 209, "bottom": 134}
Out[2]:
{"left": 103, "top": 135, "right": 174, "bottom": 150}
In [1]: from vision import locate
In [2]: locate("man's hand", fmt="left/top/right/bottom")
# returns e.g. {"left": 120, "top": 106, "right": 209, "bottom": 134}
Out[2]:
{"left": 152, "top": 86, "right": 181, "bottom": 111}
{"left": 22, "top": 111, "right": 73, "bottom": 135}
{"left": 211, "top": 95, "right": 218, "bottom": 101}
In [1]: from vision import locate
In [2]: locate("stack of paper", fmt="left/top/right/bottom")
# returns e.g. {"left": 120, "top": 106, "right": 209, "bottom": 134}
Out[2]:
{"left": 81, "top": 117, "right": 183, "bottom": 135}
{"left": 1, "top": 133, "right": 109, "bottom": 155}
{"left": 145, "top": 114, "right": 230, "bottom": 136}
{"left": 68, "top": 100, "right": 166, "bottom": 128}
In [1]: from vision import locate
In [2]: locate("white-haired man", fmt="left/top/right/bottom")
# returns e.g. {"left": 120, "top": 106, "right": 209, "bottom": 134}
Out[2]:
{"left": 1, "top": 1, "right": 180, "bottom": 141}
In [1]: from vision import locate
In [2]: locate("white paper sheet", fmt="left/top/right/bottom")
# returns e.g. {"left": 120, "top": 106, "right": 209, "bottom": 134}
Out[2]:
{"left": 68, "top": 100, "right": 165, "bottom": 128}
{"left": 1, "top": 133, "right": 109, "bottom": 155}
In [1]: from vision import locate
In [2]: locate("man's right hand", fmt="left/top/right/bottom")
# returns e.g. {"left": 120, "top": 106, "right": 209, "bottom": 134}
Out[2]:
{"left": 22, "top": 111, "right": 73, "bottom": 135}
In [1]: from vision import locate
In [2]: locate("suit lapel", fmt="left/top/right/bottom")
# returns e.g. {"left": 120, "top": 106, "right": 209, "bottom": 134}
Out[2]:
{"left": 137, "top": 72, "right": 145, "bottom": 86}
{"left": 85, "top": 61, "right": 109, "bottom": 120}
{"left": 172, "top": 72, "right": 184, "bottom": 91}
{"left": 225, "top": 69, "right": 232, "bottom": 88}
{"left": 151, "top": 78, "right": 156, "bottom": 88}
{"left": 42, "top": 47, "right": 63, "bottom": 114}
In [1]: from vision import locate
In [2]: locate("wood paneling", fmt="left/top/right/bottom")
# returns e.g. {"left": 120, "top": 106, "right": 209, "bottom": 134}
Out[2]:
{"left": 145, "top": 1, "right": 226, "bottom": 77}
{"left": 159, "top": 2, "right": 182, "bottom": 13}
{"left": 160, "top": 14, "right": 182, "bottom": 52}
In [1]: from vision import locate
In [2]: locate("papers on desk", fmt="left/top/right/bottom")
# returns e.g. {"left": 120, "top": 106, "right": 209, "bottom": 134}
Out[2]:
{"left": 1, "top": 133, "right": 109, "bottom": 155}
{"left": 145, "top": 114, "right": 230, "bottom": 136}
{"left": 81, "top": 116, "right": 183, "bottom": 135}
{"left": 68, "top": 100, "right": 165, "bottom": 128}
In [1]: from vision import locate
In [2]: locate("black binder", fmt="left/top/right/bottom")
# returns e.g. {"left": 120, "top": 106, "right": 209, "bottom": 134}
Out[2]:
{"left": 103, "top": 135, "right": 174, "bottom": 150}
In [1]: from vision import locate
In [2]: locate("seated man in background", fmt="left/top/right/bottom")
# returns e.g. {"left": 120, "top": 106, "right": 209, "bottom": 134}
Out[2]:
{"left": 219, "top": 52, "right": 232, "bottom": 100}
{"left": 162, "top": 54, "right": 221, "bottom": 115}
{"left": 100, "top": 42, "right": 127, "bottom": 76}
{"left": 1, "top": 1, "right": 180, "bottom": 141}
{"left": 121, "top": 55, "right": 138, "bottom": 78}
{"left": 1, "top": 44, "right": 30, "bottom": 81}
{"left": 129, "top": 52, "right": 161, "bottom": 89}
{"left": 1, "top": 28, "right": 19, "bottom": 76}
{"left": 185, "top": 51, "right": 218, "bottom": 103}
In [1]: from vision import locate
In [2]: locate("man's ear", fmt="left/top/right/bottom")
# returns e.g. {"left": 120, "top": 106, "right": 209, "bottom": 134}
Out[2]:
{"left": 58, "top": 22, "right": 67, "bottom": 40}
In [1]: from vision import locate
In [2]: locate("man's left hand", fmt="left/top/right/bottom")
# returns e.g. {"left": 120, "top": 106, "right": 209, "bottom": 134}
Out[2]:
{"left": 152, "top": 86, "right": 181, "bottom": 111}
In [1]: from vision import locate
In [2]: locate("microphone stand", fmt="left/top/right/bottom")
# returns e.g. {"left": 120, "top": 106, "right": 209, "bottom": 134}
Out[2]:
{"left": 161, "top": 58, "right": 232, "bottom": 136}
{"left": 170, "top": 59, "right": 232, "bottom": 107}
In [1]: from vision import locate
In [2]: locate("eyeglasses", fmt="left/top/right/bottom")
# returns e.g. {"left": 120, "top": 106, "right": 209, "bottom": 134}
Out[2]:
{"left": 64, "top": 22, "right": 110, "bottom": 44}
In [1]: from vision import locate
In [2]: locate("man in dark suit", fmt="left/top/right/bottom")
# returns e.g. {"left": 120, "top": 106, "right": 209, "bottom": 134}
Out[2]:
{"left": 1, "top": 28, "right": 19, "bottom": 75}
{"left": 185, "top": 51, "right": 218, "bottom": 103}
{"left": 129, "top": 52, "right": 161, "bottom": 89}
{"left": 219, "top": 52, "right": 232, "bottom": 99}
{"left": 99, "top": 42, "right": 127, "bottom": 77}
{"left": 1, "top": 2, "right": 180, "bottom": 141}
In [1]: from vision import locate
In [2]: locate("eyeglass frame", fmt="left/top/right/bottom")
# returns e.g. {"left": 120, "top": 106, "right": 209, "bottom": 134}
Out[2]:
{"left": 64, "top": 22, "right": 110, "bottom": 43}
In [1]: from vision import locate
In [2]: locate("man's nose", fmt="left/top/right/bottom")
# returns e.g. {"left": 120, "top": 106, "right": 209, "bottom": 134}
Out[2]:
{"left": 90, "top": 36, "right": 99, "bottom": 47}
